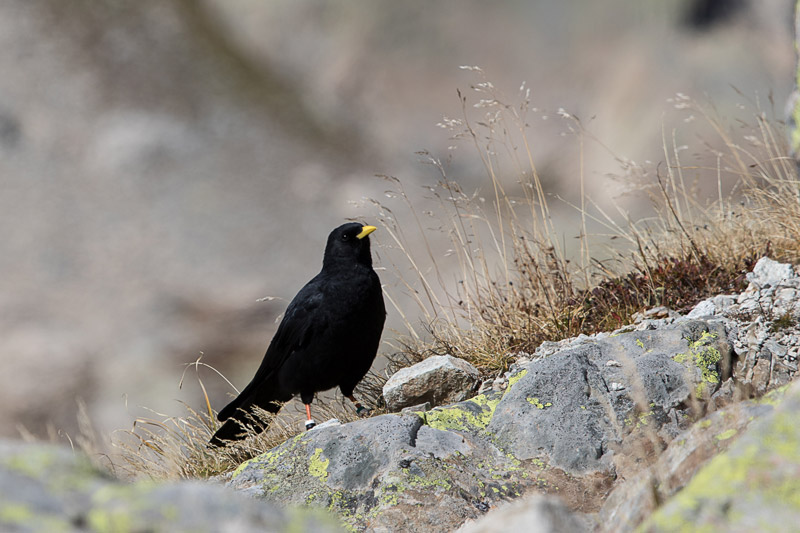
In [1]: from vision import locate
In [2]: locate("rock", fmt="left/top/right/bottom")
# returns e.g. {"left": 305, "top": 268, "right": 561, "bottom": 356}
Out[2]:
{"left": 311, "top": 418, "right": 342, "bottom": 431}
{"left": 737, "top": 257, "right": 800, "bottom": 316}
{"left": 0, "top": 440, "right": 343, "bottom": 532}
{"left": 639, "top": 380, "right": 800, "bottom": 531}
{"left": 400, "top": 402, "right": 432, "bottom": 415}
{"left": 686, "top": 299, "right": 717, "bottom": 318}
{"left": 457, "top": 495, "right": 590, "bottom": 533}
{"left": 229, "top": 413, "right": 499, "bottom": 532}
{"left": 487, "top": 319, "right": 732, "bottom": 475}
{"left": 416, "top": 389, "right": 506, "bottom": 437}
{"left": 746, "top": 256, "right": 795, "bottom": 288}
{"left": 706, "top": 377, "right": 743, "bottom": 412}
{"left": 383, "top": 355, "right": 481, "bottom": 411}
{"left": 597, "top": 385, "right": 784, "bottom": 532}
{"left": 686, "top": 295, "right": 737, "bottom": 319}
{"left": 229, "top": 398, "right": 613, "bottom": 532}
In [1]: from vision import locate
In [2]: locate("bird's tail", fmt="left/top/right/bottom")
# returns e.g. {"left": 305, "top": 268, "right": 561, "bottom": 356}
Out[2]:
{"left": 208, "top": 401, "right": 282, "bottom": 447}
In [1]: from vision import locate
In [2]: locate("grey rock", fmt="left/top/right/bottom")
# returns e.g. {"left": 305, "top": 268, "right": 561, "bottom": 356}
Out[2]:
{"left": 712, "top": 294, "right": 739, "bottom": 311}
{"left": 746, "top": 256, "right": 796, "bottom": 288}
{"left": 228, "top": 319, "right": 734, "bottom": 529}
{"left": 687, "top": 299, "right": 717, "bottom": 318}
{"left": 476, "top": 379, "right": 495, "bottom": 395}
{"left": 229, "top": 394, "right": 613, "bottom": 532}
{"left": 229, "top": 412, "right": 525, "bottom": 532}
{"left": 639, "top": 379, "right": 800, "bottom": 531}
{"left": 400, "top": 402, "right": 432, "bottom": 415}
{"left": 488, "top": 320, "right": 732, "bottom": 475}
{"left": 534, "top": 340, "right": 565, "bottom": 359}
{"left": 598, "top": 385, "right": 780, "bottom": 532}
{"left": 764, "top": 338, "right": 788, "bottom": 358}
{"left": 0, "top": 440, "right": 343, "bottom": 533}
{"left": 231, "top": 414, "right": 425, "bottom": 494}
{"left": 489, "top": 344, "right": 611, "bottom": 473}
{"left": 458, "top": 495, "right": 589, "bottom": 533}
{"left": 689, "top": 295, "right": 739, "bottom": 316}
{"left": 737, "top": 257, "right": 800, "bottom": 317}
{"left": 414, "top": 425, "right": 472, "bottom": 460}
{"left": 383, "top": 355, "right": 481, "bottom": 411}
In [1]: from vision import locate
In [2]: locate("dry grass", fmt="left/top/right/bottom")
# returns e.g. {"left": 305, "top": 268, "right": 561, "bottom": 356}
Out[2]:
{"left": 98, "top": 358, "right": 385, "bottom": 481}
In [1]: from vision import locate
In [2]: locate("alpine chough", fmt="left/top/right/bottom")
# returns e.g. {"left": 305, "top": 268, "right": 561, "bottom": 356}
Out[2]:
{"left": 210, "top": 222, "right": 385, "bottom": 446}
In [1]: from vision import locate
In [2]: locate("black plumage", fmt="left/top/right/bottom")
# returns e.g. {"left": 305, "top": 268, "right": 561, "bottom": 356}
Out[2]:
{"left": 210, "top": 222, "right": 386, "bottom": 446}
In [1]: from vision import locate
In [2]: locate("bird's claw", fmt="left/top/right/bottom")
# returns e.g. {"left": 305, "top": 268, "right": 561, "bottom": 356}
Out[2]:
{"left": 355, "top": 405, "right": 372, "bottom": 417}
{"left": 305, "top": 419, "right": 317, "bottom": 431}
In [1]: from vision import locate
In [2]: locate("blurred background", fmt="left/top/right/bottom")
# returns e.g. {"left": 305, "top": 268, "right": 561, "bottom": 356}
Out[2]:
{"left": 0, "top": 0, "right": 795, "bottom": 443}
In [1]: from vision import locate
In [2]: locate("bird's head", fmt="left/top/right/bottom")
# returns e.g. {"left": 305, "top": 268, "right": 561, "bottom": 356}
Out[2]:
{"left": 323, "top": 222, "right": 377, "bottom": 269}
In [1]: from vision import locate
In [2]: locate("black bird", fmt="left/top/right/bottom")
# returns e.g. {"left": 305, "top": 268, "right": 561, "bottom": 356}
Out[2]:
{"left": 210, "top": 222, "right": 386, "bottom": 446}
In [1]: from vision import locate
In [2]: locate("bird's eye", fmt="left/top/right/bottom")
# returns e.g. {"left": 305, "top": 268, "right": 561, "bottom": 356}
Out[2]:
{"left": 342, "top": 233, "right": 350, "bottom": 241}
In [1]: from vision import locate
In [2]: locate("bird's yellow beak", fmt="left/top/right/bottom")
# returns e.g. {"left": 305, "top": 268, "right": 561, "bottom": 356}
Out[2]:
{"left": 356, "top": 225, "right": 377, "bottom": 239}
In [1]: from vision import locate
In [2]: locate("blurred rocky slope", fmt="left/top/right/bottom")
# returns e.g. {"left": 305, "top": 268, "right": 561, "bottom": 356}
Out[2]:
{"left": 0, "top": 0, "right": 794, "bottom": 441}
{"left": 0, "top": 439, "right": 345, "bottom": 532}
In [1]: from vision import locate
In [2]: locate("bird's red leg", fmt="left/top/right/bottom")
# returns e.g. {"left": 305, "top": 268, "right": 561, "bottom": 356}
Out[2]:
{"left": 346, "top": 395, "right": 371, "bottom": 417}
{"left": 304, "top": 404, "right": 316, "bottom": 430}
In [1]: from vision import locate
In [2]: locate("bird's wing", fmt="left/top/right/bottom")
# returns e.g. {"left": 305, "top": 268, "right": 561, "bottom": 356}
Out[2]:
{"left": 217, "top": 278, "right": 326, "bottom": 421}
{"left": 255, "top": 283, "right": 325, "bottom": 379}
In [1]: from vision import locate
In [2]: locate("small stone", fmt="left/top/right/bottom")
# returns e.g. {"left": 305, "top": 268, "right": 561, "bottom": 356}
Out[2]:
{"left": 383, "top": 355, "right": 481, "bottom": 411}
{"left": 476, "top": 380, "right": 494, "bottom": 395}
{"left": 473, "top": 501, "right": 490, "bottom": 513}
{"left": 644, "top": 306, "right": 672, "bottom": 319}
{"left": 746, "top": 257, "right": 795, "bottom": 289}
{"left": 401, "top": 402, "right": 432, "bottom": 415}
{"left": 777, "top": 288, "right": 799, "bottom": 305}
{"left": 512, "top": 351, "right": 533, "bottom": 365}
{"left": 635, "top": 320, "right": 660, "bottom": 331}
{"left": 687, "top": 299, "right": 716, "bottom": 318}
{"left": 750, "top": 357, "right": 772, "bottom": 396}
{"left": 710, "top": 294, "right": 737, "bottom": 312}
{"left": 606, "top": 360, "right": 622, "bottom": 367}
{"left": 764, "top": 339, "right": 787, "bottom": 359}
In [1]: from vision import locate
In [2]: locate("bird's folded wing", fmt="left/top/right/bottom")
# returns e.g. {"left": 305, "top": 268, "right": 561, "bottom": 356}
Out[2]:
{"left": 217, "top": 284, "right": 325, "bottom": 420}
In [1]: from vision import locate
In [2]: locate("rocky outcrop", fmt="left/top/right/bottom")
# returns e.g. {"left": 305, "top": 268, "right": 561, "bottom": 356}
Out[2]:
{"left": 597, "top": 385, "right": 786, "bottom": 531}
{"left": 0, "top": 440, "right": 343, "bottom": 532}
{"left": 382, "top": 355, "right": 481, "bottom": 411}
{"left": 639, "top": 378, "right": 800, "bottom": 531}
{"left": 227, "top": 257, "right": 800, "bottom": 532}
{"left": 488, "top": 319, "right": 731, "bottom": 475}
{"left": 687, "top": 256, "right": 800, "bottom": 396}
{"left": 230, "top": 318, "right": 732, "bottom": 531}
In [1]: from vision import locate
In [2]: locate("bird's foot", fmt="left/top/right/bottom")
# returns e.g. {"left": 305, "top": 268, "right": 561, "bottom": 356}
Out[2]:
{"left": 305, "top": 419, "right": 317, "bottom": 431}
{"left": 355, "top": 405, "right": 372, "bottom": 417}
